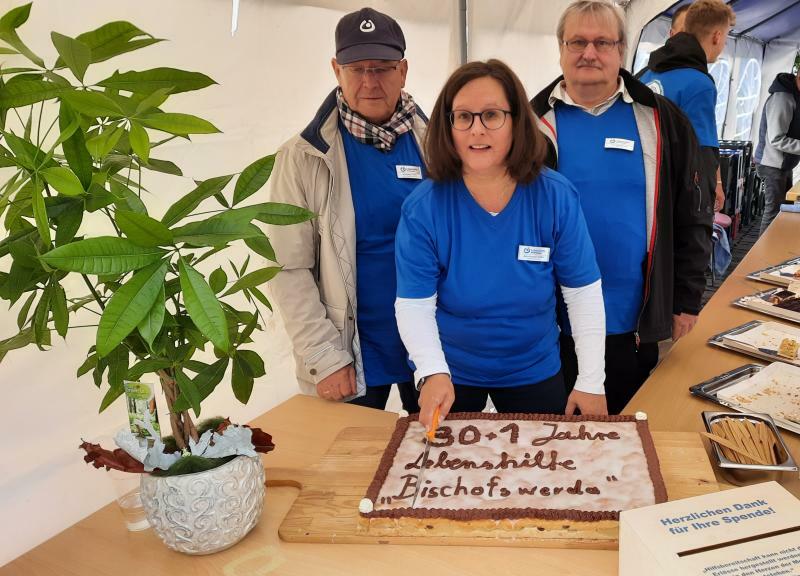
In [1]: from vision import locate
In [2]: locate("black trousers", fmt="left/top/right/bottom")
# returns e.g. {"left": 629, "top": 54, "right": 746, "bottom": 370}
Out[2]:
{"left": 449, "top": 371, "right": 567, "bottom": 414}
{"left": 347, "top": 381, "right": 420, "bottom": 412}
{"left": 756, "top": 164, "right": 793, "bottom": 236}
{"left": 560, "top": 333, "right": 658, "bottom": 415}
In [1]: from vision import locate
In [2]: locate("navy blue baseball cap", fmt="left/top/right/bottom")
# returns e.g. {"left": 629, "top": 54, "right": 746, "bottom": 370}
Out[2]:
{"left": 335, "top": 7, "right": 406, "bottom": 64}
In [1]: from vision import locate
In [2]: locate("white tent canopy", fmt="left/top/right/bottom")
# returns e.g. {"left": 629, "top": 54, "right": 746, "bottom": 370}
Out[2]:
{"left": 1, "top": 0, "right": 799, "bottom": 565}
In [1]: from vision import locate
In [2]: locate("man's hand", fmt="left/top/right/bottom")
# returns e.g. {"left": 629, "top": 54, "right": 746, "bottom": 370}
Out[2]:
{"left": 565, "top": 390, "right": 608, "bottom": 416}
{"left": 714, "top": 181, "right": 725, "bottom": 212}
{"left": 418, "top": 373, "right": 455, "bottom": 431}
{"left": 316, "top": 364, "right": 356, "bottom": 401}
{"left": 672, "top": 312, "right": 698, "bottom": 342}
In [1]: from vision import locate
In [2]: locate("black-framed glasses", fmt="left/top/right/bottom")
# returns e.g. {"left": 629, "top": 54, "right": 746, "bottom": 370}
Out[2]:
{"left": 561, "top": 38, "right": 622, "bottom": 53}
{"left": 340, "top": 62, "right": 401, "bottom": 79}
{"left": 449, "top": 109, "right": 512, "bottom": 131}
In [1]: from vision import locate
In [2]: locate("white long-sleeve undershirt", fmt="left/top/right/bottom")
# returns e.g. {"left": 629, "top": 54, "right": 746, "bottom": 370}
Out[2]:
{"left": 395, "top": 279, "right": 605, "bottom": 394}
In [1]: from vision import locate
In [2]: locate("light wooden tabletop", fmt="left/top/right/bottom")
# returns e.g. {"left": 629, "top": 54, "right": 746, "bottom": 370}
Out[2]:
{"left": 627, "top": 211, "right": 800, "bottom": 497}
{"left": 2, "top": 213, "right": 798, "bottom": 575}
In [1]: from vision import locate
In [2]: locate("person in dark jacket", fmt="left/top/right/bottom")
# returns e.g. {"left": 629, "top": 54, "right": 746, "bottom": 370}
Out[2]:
{"left": 639, "top": 0, "right": 735, "bottom": 213}
{"left": 754, "top": 71, "right": 800, "bottom": 235}
{"left": 531, "top": 0, "right": 713, "bottom": 414}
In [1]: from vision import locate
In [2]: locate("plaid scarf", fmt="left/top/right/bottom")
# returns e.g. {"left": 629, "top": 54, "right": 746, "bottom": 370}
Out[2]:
{"left": 336, "top": 88, "right": 416, "bottom": 152}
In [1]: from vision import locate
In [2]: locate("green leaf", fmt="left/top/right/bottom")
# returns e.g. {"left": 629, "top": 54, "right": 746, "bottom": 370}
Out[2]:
{"left": 99, "top": 68, "right": 215, "bottom": 94}
{"left": 178, "top": 258, "right": 229, "bottom": 353}
{"left": 134, "top": 87, "right": 171, "bottom": 115}
{"left": 59, "top": 101, "right": 92, "bottom": 188}
{"left": 116, "top": 209, "right": 172, "bottom": 247}
{"left": 137, "top": 284, "right": 164, "bottom": 349}
{"left": 233, "top": 154, "right": 275, "bottom": 205}
{"left": 238, "top": 349, "right": 265, "bottom": 378}
{"left": 0, "top": 3, "right": 32, "bottom": 31}
{"left": 85, "top": 183, "right": 116, "bottom": 212}
{"left": 96, "top": 259, "right": 168, "bottom": 357}
{"left": 30, "top": 180, "right": 50, "bottom": 246}
{"left": 209, "top": 267, "right": 227, "bottom": 294}
{"left": 244, "top": 233, "right": 277, "bottom": 263}
{"left": 0, "top": 78, "right": 64, "bottom": 108}
{"left": 32, "top": 282, "right": 51, "bottom": 345}
{"left": 3, "top": 130, "right": 49, "bottom": 169}
{"left": 67, "top": 22, "right": 162, "bottom": 65}
{"left": 106, "top": 344, "right": 129, "bottom": 390}
{"left": 139, "top": 112, "right": 219, "bottom": 135}
{"left": 76, "top": 352, "right": 97, "bottom": 377}
{"left": 40, "top": 236, "right": 167, "bottom": 274}
{"left": 174, "top": 367, "right": 201, "bottom": 416}
{"left": 0, "top": 326, "right": 49, "bottom": 362}
{"left": 15, "top": 290, "right": 36, "bottom": 329}
{"left": 99, "top": 380, "right": 123, "bottom": 412}
{"left": 40, "top": 167, "right": 85, "bottom": 196}
{"left": 54, "top": 198, "right": 83, "bottom": 245}
{"left": 128, "top": 121, "right": 149, "bottom": 163}
{"left": 172, "top": 357, "right": 228, "bottom": 413}
{"left": 254, "top": 202, "right": 316, "bottom": 225}
{"left": 85, "top": 125, "right": 122, "bottom": 159}
{"left": 0, "top": 29, "right": 44, "bottom": 67}
{"left": 50, "top": 32, "right": 90, "bottom": 82}
{"left": 51, "top": 283, "right": 68, "bottom": 337}
{"left": 127, "top": 358, "right": 171, "bottom": 381}
{"left": 172, "top": 216, "right": 261, "bottom": 247}
{"left": 61, "top": 90, "right": 123, "bottom": 118}
{"left": 222, "top": 266, "right": 281, "bottom": 296}
{"left": 152, "top": 454, "right": 234, "bottom": 477}
{"left": 248, "top": 285, "right": 272, "bottom": 311}
{"left": 109, "top": 179, "right": 146, "bottom": 214}
{"left": 231, "top": 353, "right": 254, "bottom": 404}
{"left": 161, "top": 174, "right": 232, "bottom": 227}
{"left": 141, "top": 157, "right": 182, "bottom": 176}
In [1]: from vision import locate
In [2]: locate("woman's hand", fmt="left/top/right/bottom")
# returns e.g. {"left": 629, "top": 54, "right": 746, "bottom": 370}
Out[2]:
{"left": 418, "top": 373, "right": 455, "bottom": 430}
{"left": 565, "top": 390, "right": 608, "bottom": 416}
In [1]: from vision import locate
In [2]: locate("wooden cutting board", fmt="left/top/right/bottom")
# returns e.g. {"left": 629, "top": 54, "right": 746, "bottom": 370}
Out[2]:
{"left": 267, "top": 426, "right": 718, "bottom": 549}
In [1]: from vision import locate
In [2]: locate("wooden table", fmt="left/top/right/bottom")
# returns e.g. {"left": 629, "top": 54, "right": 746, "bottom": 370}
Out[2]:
{"left": 2, "top": 214, "right": 798, "bottom": 575}
{"left": 628, "top": 212, "right": 800, "bottom": 498}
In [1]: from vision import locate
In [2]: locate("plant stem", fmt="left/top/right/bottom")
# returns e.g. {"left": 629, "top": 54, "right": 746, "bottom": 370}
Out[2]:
{"left": 157, "top": 368, "right": 199, "bottom": 449}
{"left": 81, "top": 274, "right": 106, "bottom": 310}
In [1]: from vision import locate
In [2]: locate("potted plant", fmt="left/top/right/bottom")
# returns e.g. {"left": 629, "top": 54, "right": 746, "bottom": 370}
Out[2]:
{"left": 0, "top": 3, "right": 312, "bottom": 554}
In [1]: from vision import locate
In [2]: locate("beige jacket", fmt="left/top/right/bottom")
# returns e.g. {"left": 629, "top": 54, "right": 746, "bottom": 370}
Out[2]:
{"left": 265, "top": 89, "right": 427, "bottom": 397}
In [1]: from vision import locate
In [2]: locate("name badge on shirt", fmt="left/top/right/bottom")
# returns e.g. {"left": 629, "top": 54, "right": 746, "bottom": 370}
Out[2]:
{"left": 605, "top": 137, "right": 635, "bottom": 152}
{"left": 518, "top": 245, "right": 550, "bottom": 263}
{"left": 396, "top": 165, "right": 422, "bottom": 179}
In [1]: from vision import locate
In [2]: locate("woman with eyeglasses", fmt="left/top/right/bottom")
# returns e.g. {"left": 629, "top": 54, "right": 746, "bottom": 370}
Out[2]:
{"left": 394, "top": 59, "right": 608, "bottom": 429}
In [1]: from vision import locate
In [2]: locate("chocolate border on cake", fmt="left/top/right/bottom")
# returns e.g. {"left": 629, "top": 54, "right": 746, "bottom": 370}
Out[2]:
{"left": 362, "top": 412, "right": 668, "bottom": 521}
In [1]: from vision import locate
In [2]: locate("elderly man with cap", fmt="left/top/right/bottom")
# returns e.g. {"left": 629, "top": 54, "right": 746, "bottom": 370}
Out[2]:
{"left": 531, "top": 0, "right": 712, "bottom": 414}
{"left": 265, "top": 8, "right": 426, "bottom": 411}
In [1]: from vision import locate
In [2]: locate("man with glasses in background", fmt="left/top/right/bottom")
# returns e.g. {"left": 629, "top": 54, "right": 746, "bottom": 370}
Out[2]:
{"left": 532, "top": 0, "right": 712, "bottom": 414}
{"left": 266, "top": 7, "right": 426, "bottom": 411}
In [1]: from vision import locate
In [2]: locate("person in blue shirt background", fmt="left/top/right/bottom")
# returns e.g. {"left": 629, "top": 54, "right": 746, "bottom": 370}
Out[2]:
{"left": 639, "top": 0, "right": 735, "bottom": 213}
{"left": 394, "top": 59, "right": 608, "bottom": 430}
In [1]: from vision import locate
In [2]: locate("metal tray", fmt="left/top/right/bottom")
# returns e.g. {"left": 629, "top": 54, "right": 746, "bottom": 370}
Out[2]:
{"left": 701, "top": 412, "right": 797, "bottom": 485}
{"left": 707, "top": 319, "right": 800, "bottom": 367}
{"left": 733, "top": 288, "right": 800, "bottom": 325}
{"left": 746, "top": 256, "right": 800, "bottom": 286}
{"left": 690, "top": 364, "right": 800, "bottom": 436}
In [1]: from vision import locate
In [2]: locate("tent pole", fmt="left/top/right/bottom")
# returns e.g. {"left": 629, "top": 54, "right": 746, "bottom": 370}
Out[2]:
{"left": 459, "top": 0, "right": 468, "bottom": 65}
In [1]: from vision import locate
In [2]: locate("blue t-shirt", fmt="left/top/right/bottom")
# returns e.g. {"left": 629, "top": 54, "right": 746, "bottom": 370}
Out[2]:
{"left": 341, "top": 127, "right": 424, "bottom": 387}
{"left": 555, "top": 98, "right": 647, "bottom": 334}
{"left": 639, "top": 67, "right": 719, "bottom": 148}
{"left": 395, "top": 169, "right": 600, "bottom": 387}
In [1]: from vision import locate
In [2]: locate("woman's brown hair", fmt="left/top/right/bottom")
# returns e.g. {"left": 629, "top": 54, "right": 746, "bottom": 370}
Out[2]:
{"left": 424, "top": 59, "right": 547, "bottom": 184}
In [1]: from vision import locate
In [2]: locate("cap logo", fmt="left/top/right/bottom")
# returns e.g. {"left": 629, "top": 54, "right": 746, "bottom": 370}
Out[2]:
{"left": 359, "top": 19, "right": 375, "bottom": 32}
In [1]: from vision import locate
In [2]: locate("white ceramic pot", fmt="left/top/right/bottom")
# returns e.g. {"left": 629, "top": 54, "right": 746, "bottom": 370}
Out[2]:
{"left": 140, "top": 455, "right": 265, "bottom": 554}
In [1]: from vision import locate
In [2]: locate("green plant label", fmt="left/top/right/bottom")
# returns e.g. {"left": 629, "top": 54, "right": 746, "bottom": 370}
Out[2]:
{"left": 123, "top": 380, "right": 161, "bottom": 438}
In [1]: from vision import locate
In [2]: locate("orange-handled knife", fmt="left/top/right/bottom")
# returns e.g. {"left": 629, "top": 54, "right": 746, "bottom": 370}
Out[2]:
{"left": 410, "top": 406, "right": 441, "bottom": 509}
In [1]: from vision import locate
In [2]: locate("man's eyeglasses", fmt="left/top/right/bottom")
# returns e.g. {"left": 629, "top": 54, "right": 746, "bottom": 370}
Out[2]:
{"left": 561, "top": 38, "right": 622, "bottom": 53}
{"left": 340, "top": 63, "right": 401, "bottom": 79}
{"left": 449, "top": 109, "right": 512, "bottom": 131}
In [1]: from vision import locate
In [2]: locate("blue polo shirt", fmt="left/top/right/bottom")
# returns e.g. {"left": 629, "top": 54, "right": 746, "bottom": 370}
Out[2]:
{"left": 555, "top": 98, "right": 647, "bottom": 334}
{"left": 341, "top": 126, "right": 423, "bottom": 387}
{"left": 639, "top": 68, "right": 719, "bottom": 148}
{"left": 395, "top": 169, "right": 600, "bottom": 387}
